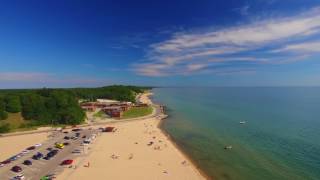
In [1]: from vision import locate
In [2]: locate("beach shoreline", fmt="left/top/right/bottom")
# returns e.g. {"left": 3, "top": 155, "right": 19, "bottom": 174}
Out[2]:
{"left": 56, "top": 92, "right": 207, "bottom": 180}
{"left": 157, "top": 116, "right": 212, "bottom": 180}
{"left": 148, "top": 91, "right": 212, "bottom": 180}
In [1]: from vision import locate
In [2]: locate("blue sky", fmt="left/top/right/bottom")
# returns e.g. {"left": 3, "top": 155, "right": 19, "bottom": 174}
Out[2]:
{"left": 1, "top": 0, "right": 320, "bottom": 88}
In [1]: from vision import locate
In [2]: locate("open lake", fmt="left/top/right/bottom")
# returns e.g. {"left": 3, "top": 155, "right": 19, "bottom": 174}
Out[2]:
{"left": 153, "top": 87, "right": 320, "bottom": 180}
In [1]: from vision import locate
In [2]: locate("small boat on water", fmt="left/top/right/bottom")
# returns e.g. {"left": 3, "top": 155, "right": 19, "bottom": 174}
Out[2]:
{"left": 239, "top": 121, "right": 246, "bottom": 124}
{"left": 224, "top": 145, "right": 232, "bottom": 150}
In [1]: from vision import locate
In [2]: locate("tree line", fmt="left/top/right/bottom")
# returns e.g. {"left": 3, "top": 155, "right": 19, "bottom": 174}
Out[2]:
{"left": 0, "top": 85, "right": 150, "bottom": 132}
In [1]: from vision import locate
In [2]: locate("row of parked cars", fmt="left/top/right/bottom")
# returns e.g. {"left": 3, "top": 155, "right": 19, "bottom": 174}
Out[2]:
{"left": 0, "top": 143, "right": 42, "bottom": 167}
{"left": 1, "top": 128, "right": 88, "bottom": 180}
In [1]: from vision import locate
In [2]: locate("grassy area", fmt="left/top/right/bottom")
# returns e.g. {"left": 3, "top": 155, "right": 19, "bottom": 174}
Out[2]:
{"left": 0, "top": 113, "right": 37, "bottom": 133}
{"left": 122, "top": 106, "right": 153, "bottom": 119}
{"left": 93, "top": 110, "right": 109, "bottom": 118}
{"left": 93, "top": 110, "right": 104, "bottom": 117}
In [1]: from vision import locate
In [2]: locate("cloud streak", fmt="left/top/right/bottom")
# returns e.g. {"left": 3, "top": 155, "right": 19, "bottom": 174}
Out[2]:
{"left": 133, "top": 7, "right": 320, "bottom": 77}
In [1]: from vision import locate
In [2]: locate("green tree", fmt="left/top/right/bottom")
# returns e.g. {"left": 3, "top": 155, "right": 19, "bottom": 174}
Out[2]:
{"left": 5, "top": 95, "right": 22, "bottom": 113}
{"left": 20, "top": 93, "right": 47, "bottom": 121}
{"left": 0, "top": 110, "right": 8, "bottom": 120}
{"left": 0, "top": 123, "right": 10, "bottom": 133}
{"left": 0, "top": 97, "right": 5, "bottom": 110}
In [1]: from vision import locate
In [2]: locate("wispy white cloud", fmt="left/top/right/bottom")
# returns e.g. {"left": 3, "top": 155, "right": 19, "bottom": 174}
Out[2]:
{"left": 274, "top": 41, "right": 320, "bottom": 53}
{"left": 133, "top": 7, "right": 320, "bottom": 77}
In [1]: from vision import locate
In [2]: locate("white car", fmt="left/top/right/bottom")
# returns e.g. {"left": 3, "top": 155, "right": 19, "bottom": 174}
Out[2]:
{"left": 12, "top": 174, "right": 25, "bottom": 180}
{"left": 72, "top": 149, "right": 81, "bottom": 154}
{"left": 16, "top": 154, "right": 22, "bottom": 158}
{"left": 34, "top": 143, "right": 42, "bottom": 147}
{"left": 0, "top": 163, "right": 4, "bottom": 167}
{"left": 21, "top": 150, "right": 29, "bottom": 154}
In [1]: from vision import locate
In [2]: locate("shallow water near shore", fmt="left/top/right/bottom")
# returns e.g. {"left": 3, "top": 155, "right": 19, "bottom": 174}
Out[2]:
{"left": 152, "top": 87, "right": 320, "bottom": 180}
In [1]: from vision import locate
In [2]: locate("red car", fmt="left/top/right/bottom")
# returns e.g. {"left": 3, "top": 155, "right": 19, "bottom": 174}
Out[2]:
{"left": 26, "top": 146, "right": 36, "bottom": 150}
{"left": 102, "top": 127, "right": 115, "bottom": 132}
{"left": 11, "top": 165, "right": 22, "bottom": 172}
{"left": 61, "top": 159, "right": 73, "bottom": 165}
{"left": 2, "top": 159, "right": 11, "bottom": 164}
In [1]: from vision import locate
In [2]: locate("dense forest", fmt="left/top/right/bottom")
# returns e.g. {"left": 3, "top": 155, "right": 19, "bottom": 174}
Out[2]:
{"left": 0, "top": 85, "right": 150, "bottom": 132}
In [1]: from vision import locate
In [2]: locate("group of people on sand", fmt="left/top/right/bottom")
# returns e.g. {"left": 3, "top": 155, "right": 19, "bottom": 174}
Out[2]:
{"left": 110, "top": 153, "right": 134, "bottom": 160}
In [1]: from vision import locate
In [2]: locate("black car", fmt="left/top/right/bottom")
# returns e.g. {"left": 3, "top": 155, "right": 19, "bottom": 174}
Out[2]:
{"left": 43, "top": 156, "right": 51, "bottom": 160}
{"left": 75, "top": 132, "right": 80, "bottom": 137}
{"left": 51, "top": 149, "right": 59, "bottom": 154}
{"left": 47, "top": 147, "right": 53, "bottom": 151}
{"left": 64, "top": 136, "right": 70, "bottom": 140}
{"left": 32, "top": 152, "right": 43, "bottom": 160}
{"left": 11, "top": 165, "right": 22, "bottom": 172}
{"left": 82, "top": 135, "right": 86, "bottom": 138}
{"left": 46, "top": 149, "right": 58, "bottom": 159}
{"left": 63, "top": 142, "right": 70, "bottom": 146}
{"left": 23, "top": 160, "right": 32, "bottom": 166}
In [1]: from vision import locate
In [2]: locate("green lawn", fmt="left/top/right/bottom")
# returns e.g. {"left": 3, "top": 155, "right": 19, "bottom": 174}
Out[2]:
{"left": 0, "top": 113, "right": 37, "bottom": 133}
{"left": 122, "top": 106, "right": 153, "bottom": 119}
{"left": 93, "top": 110, "right": 105, "bottom": 118}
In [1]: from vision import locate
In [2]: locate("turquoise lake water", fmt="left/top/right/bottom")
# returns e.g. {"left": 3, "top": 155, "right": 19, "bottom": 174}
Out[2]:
{"left": 152, "top": 87, "right": 320, "bottom": 180}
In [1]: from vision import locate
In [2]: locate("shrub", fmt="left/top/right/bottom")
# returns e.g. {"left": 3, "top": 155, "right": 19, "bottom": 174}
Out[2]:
{"left": 0, "top": 123, "right": 10, "bottom": 133}
{"left": 0, "top": 110, "right": 8, "bottom": 120}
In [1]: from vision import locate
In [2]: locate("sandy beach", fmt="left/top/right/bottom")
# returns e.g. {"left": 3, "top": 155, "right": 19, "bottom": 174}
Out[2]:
{"left": 0, "top": 132, "right": 49, "bottom": 161}
{"left": 57, "top": 93, "right": 206, "bottom": 180}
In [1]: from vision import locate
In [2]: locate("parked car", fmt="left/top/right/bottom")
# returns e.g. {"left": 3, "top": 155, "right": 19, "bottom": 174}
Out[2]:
{"left": 34, "top": 143, "right": 42, "bottom": 147}
{"left": 9, "top": 156, "right": 18, "bottom": 161}
{"left": 11, "top": 165, "right": 22, "bottom": 172}
{"left": 55, "top": 143, "right": 64, "bottom": 149}
{"left": 61, "top": 159, "right": 73, "bottom": 165}
{"left": 23, "top": 160, "right": 32, "bottom": 166}
{"left": 43, "top": 156, "right": 51, "bottom": 160}
{"left": 64, "top": 136, "right": 70, "bottom": 140}
{"left": 26, "top": 146, "right": 36, "bottom": 150}
{"left": 32, "top": 152, "right": 43, "bottom": 160}
{"left": 82, "top": 135, "right": 86, "bottom": 138}
{"left": 83, "top": 139, "right": 91, "bottom": 144}
{"left": 0, "top": 163, "right": 4, "bottom": 167}
{"left": 12, "top": 174, "right": 25, "bottom": 180}
{"left": 45, "top": 149, "right": 58, "bottom": 160}
{"left": 63, "top": 142, "right": 70, "bottom": 146}
{"left": 2, "top": 159, "right": 11, "bottom": 164}
{"left": 75, "top": 132, "right": 80, "bottom": 137}
{"left": 21, "top": 150, "right": 29, "bottom": 154}
{"left": 40, "top": 174, "right": 55, "bottom": 180}
{"left": 72, "top": 149, "right": 81, "bottom": 154}
{"left": 71, "top": 136, "right": 78, "bottom": 140}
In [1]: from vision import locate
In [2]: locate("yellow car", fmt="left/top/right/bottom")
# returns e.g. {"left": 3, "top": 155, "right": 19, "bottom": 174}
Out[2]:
{"left": 55, "top": 143, "right": 64, "bottom": 149}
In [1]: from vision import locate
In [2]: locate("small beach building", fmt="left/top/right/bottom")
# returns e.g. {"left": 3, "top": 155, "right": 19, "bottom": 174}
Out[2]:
{"left": 102, "top": 106, "right": 123, "bottom": 118}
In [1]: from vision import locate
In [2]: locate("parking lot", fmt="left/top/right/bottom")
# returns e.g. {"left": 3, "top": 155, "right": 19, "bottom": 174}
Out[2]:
{"left": 0, "top": 128, "right": 99, "bottom": 180}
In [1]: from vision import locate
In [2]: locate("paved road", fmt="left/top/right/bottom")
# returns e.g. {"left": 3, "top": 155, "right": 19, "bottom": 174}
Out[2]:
{"left": 0, "top": 128, "right": 99, "bottom": 180}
